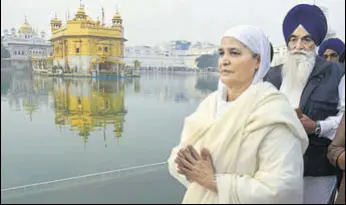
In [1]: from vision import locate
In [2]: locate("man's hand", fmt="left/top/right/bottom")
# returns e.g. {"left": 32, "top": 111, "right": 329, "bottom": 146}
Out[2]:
{"left": 300, "top": 114, "right": 317, "bottom": 134}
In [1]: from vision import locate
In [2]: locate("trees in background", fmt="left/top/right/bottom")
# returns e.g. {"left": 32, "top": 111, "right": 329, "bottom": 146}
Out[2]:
{"left": 195, "top": 53, "right": 218, "bottom": 69}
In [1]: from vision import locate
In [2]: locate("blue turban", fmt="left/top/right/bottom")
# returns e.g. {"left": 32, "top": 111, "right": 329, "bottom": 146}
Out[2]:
{"left": 318, "top": 38, "right": 345, "bottom": 56}
{"left": 283, "top": 4, "right": 328, "bottom": 46}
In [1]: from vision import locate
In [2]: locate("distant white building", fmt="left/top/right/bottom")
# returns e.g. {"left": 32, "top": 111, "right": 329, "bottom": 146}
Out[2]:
{"left": 124, "top": 46, "right": 185, "bottom": 69}
{"left": 124, "top": 41, "right": 218, "bottom": 69}
{"left": 2, "top": 17, "right": 52, "bottom": 60}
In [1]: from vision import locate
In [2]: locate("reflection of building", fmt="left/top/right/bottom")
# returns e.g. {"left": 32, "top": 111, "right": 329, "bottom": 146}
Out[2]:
{"left": 128, "top": 73, "right": 215, "bottom": 103}
{"left": 3, "top": 72, "right": 51, "bottom": 120}
{"left": 134, "top": 78, "right": 140, "bottom": 93}
{"left": 52, "top": 79, "right": 127, "bottom": 144}
{"left": 50, "top": 4, "right": 126, "bottom": 73}
{"left": 2, "top": 17, "right": 51, "bottom": 60}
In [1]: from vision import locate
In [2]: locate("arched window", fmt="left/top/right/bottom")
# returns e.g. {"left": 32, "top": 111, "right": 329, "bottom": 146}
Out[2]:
{"left": 104, "top": 47, "right": 108, "bottom": 52}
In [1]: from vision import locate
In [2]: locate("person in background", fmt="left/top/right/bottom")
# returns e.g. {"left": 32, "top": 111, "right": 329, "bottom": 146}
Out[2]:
{"left": 264, "top": 4, "right": 345, "bottom": 204}
{"left": 318, "top": 38, "right": 346, "bottom": 202}
{"left": 318, "top": 38, "right": 345, "bottom": 62}
{"left": 168, "top": 25, "right": 308, "bottom": 204}
{"left": 328, "top": 114, "right": 345, "bottom": 204}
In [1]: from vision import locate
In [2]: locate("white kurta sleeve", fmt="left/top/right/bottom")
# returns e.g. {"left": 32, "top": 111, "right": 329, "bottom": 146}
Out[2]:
{"left": 217, "top": 124, "right": 305, "bottom": 204}
{"left": 319, "top": 75, "right": 345, "bottom": 140}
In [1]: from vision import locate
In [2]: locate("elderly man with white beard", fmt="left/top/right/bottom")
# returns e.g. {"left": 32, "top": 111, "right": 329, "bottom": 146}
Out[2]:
{"left": 265, "top": 4, "right": 345, "bottom": 204}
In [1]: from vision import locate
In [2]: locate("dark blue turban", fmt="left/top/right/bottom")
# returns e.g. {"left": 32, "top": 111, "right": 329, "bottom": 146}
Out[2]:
{"left": 283, "top": 4, "right": 328, "bottom": 46}
{"left": 318, "top": 38, "right": 345, "bottom": 56}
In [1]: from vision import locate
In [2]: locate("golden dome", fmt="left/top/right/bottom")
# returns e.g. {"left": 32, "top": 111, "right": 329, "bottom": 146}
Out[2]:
{"left": 112, "top": 12, "right": 121, "bottom": 20}
{"left": 77, "top": 7, "right": 85, "bottom": 15}
{"left": 19, "top": 17, "right": 33, "bottom": 33}
{"left": 20, "top": 23, "right": 31, "bottom": 29}
{"left": 19, "top": 24, "right": 33, "bottom": 33}
{"left": 51, "top": 17, "right": 61, "bottom": 24}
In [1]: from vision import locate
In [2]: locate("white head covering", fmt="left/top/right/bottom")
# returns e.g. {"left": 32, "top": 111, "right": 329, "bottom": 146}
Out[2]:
{"left": 216, "top": 25, "right": 271, "bottom": 118}
{"left": 218, "top": 25, "right": 271, "bottom": 87}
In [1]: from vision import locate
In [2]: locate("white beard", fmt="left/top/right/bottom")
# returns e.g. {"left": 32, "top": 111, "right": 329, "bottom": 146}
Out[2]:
{"left": 280, "top": 51, "right": 316, "bottom": 108}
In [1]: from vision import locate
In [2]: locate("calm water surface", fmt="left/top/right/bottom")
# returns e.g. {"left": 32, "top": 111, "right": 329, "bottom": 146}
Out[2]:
{"left": 1, "top": 71, "right": 218, "bottom": 204}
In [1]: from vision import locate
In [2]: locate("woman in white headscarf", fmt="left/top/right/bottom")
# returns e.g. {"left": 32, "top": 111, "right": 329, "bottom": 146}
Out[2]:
{"left": 167, "top": 25, "right": 309, "bottom": 204}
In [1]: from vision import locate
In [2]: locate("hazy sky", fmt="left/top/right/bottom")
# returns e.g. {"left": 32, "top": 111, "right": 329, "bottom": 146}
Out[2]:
{"left": 1, "top": 0, "right": 345, "bottom": 46}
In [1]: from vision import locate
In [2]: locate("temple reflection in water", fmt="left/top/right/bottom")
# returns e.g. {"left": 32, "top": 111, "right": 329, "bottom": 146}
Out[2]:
{"left": 53, "top": 78, "right": 128, "bottom": 144}
{"left": 2, "top": 71, "right": 135, "bottom": 145}
{"left": 1, "top": 71, "right": 218, "bottom": 147}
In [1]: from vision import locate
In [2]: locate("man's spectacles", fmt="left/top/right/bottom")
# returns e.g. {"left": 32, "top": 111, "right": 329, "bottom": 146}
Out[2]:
{"left": 323, "top": 53, "right": 339, "bottom": 59}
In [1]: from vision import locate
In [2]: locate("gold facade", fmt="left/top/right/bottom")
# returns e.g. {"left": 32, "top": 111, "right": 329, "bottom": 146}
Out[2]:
{"left": 49, "top": 5, "right": 126, "bottom": 72}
